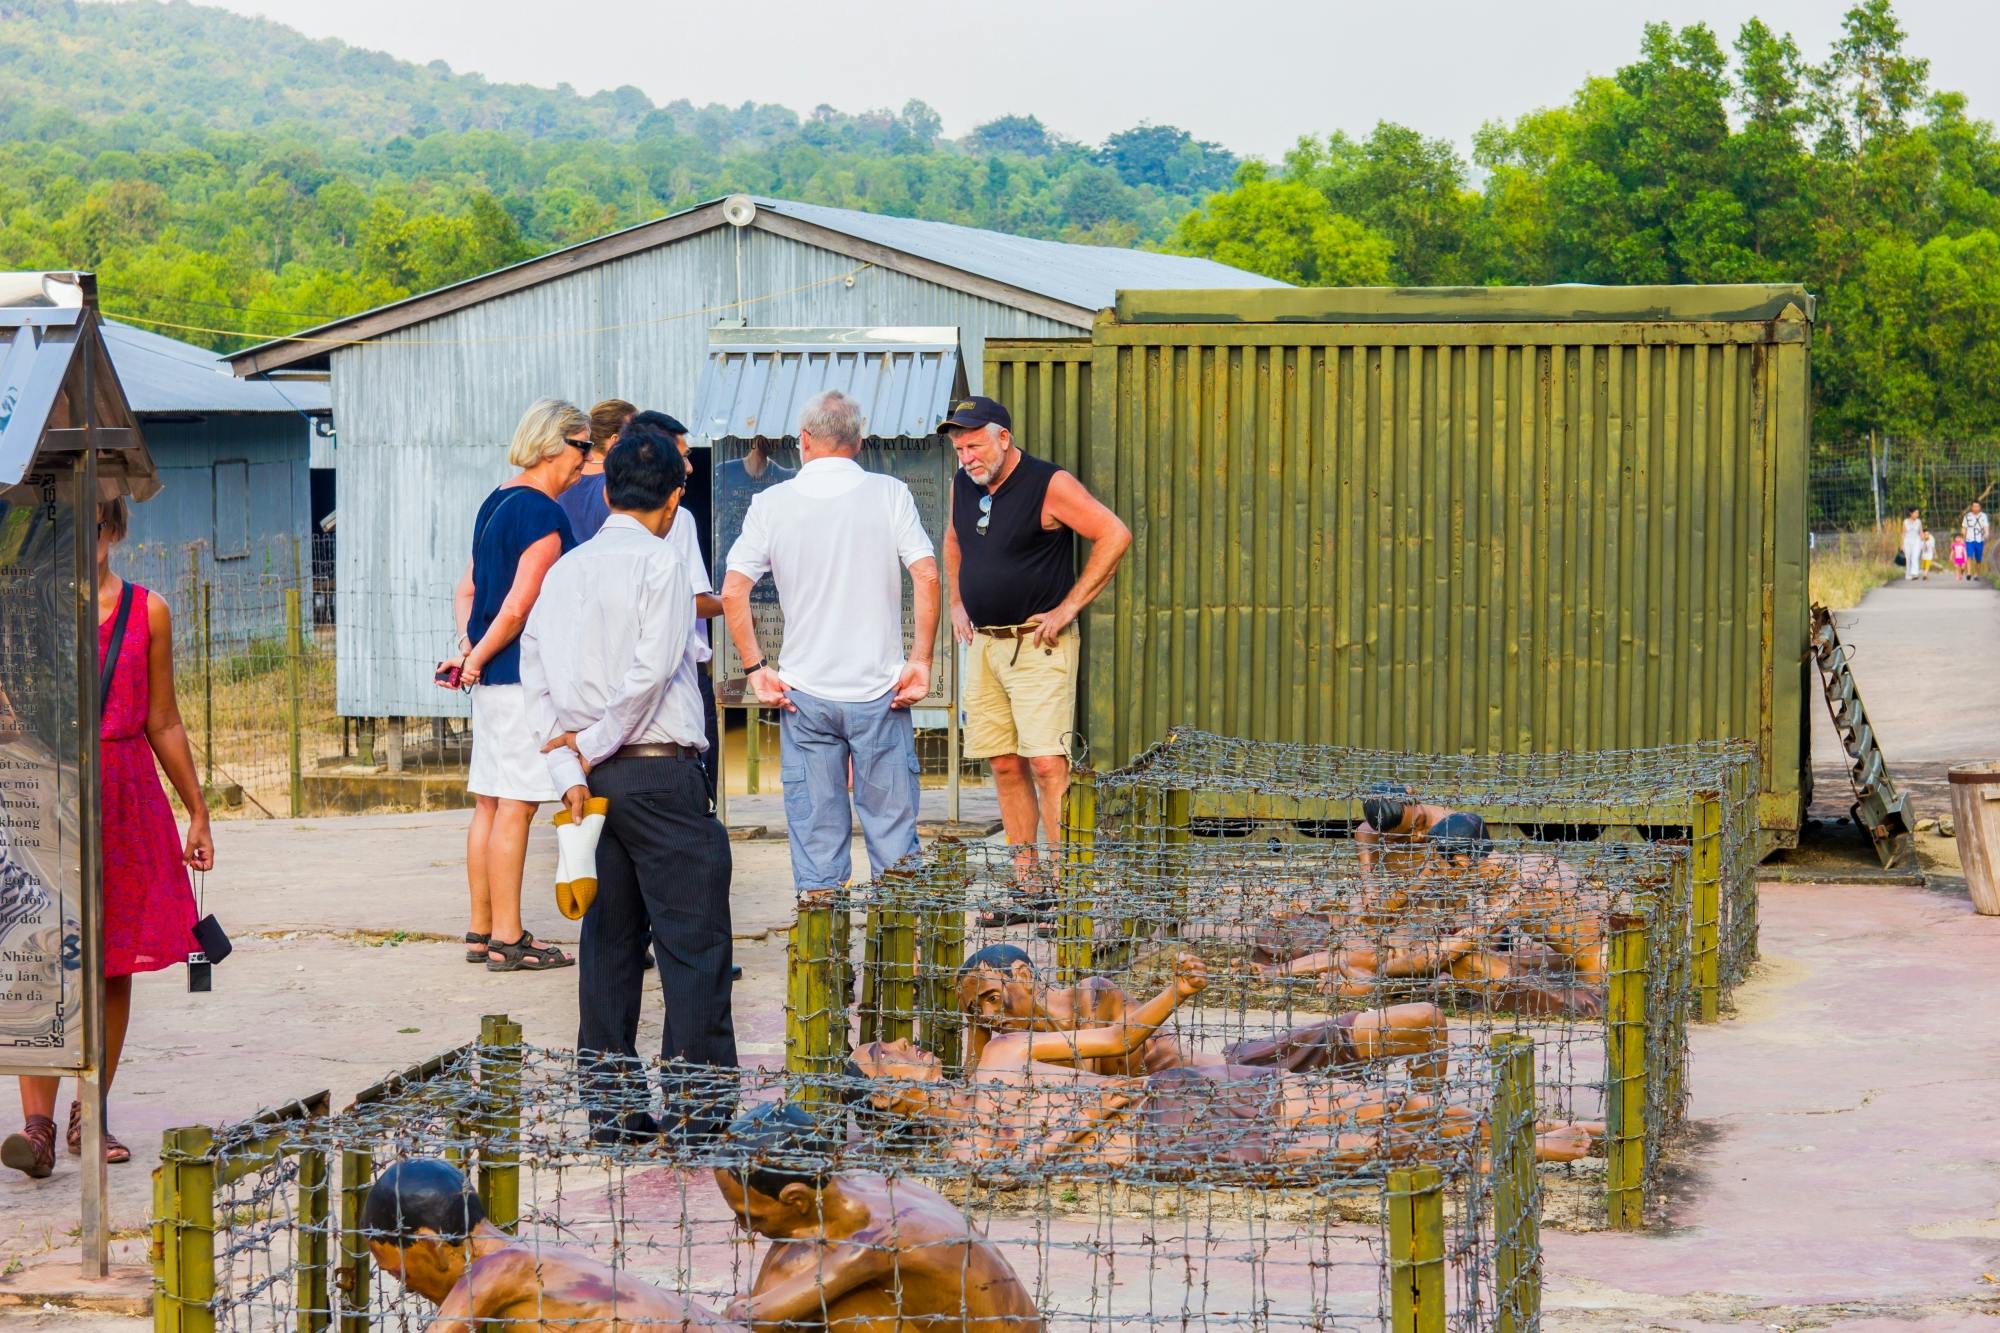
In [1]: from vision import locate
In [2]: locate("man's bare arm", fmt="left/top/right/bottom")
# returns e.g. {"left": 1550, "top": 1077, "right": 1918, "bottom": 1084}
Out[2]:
{"left": 728, "top": 1246, "right": 886, "bottom": 1324}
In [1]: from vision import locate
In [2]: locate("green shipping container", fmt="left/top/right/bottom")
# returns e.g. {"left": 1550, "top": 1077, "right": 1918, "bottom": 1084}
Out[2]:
{"left": 985, "top": 284, "right": 1813, "bottom": 847}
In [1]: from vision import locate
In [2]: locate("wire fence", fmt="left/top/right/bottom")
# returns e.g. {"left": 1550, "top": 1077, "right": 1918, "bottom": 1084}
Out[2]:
{"left": 156, "top": 1013, "right": 1544, "bottom": 1331}
{"left": 1810, "top": 440, "right": 2000, "bottom": 535}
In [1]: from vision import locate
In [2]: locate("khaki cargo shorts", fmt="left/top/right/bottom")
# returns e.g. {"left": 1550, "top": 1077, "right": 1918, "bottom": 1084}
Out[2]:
{"left": 963, "top": 625, "right": 1078, "bottom": 760}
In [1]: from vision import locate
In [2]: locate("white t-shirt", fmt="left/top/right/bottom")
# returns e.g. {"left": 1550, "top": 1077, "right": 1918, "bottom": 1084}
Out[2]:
{"left": 725, "top": 456, "right": 935, "bottom": 702}
{"left": 667, "top": 506, "right": 713, "bottom": 659}
{"left": 1964, "top": 510, "right": 1990, "bottom": 544}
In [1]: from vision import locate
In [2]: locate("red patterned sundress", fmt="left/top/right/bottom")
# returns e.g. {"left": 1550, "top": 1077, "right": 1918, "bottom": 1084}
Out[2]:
{"left": 99, "top": 585, "right": 198, "bottom": 977}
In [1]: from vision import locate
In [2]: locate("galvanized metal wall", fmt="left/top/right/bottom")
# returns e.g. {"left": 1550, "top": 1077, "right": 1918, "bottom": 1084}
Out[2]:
{"left": 989, "top": 302, "right": 1812, "bottom": 836}
{"left": 331, "top": 228, "right": 1081, "bottom": 717}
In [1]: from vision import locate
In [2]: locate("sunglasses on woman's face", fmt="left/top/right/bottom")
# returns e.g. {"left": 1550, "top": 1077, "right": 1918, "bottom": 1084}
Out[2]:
{"left": 566, "top": 435, "right": 592, "bottom": 453}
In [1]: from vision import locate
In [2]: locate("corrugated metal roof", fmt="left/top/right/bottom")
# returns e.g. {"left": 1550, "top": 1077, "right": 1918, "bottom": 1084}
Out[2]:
{"left": 751, "top": 198, "right": 1286, "bottom": 313}
{"left": 690, "top": 328, "right": 967, "bottom": 441}
{"left": 0, "top": 283, "right": 159, "bottom": 498}
{"left": 104, "top": 321, "right": 329, "bottom": 415}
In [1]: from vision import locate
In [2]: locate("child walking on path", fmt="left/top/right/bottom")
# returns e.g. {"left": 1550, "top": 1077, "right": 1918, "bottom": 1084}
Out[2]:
{"left": 1953, "top": 532, "right": 1971, "bottom": 579}
{"left": 1921, "top": 530, "right": 1937, "bottom": 578}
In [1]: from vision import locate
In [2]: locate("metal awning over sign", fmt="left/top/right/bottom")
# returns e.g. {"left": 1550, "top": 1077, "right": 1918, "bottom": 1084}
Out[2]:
{"left": 691, "top": 326, "right": 965, "bottom": 443}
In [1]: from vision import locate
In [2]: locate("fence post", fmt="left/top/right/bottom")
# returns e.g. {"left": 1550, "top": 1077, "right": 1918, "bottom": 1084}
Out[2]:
{"left": 787, "top": 897, "right": 842, "bottom": 1112}
{"left": 1387, "top": 1164, "right": 1445, "bottom": 1333}
{"left": 1691, "top": 790, "right": 1723, "bottom": 1022}
{"left": 920, "top": 838, "right": 967, "bottom": 1073}
{"left": 200, "top": 580, "right": 214, "bottom": 792}
{"left": 336, "top": 1144, "right": 375, "bottom": 1333}
{"left": 1605, "top": 907, "right": 1650, "bottom": 1230}
{"left": 296, "top": 1115, "right": 332, "bottom": 1333}
{"left": 157, "top": 1126, "right": 216, "bottom": 1333}
{"left": 745, "top": 705, "right": 760, "bottom": 795}
{"left": 286, "top": 587, "right": 304, "bottom": 817}
{"left": 1057, "top": 768, "right": 1097, "bottom": 983}
{"left": 1665, "top": 855, "right": 1691, "bottom": 1113}
{"left": 1491, "top": 1034, "right": 1541, "bottom": 1333}
{"left": 478, "top": 1013, "right": 524, "bottom": 1232}
{"left": 877, "top": 871, "right": 917, "bottom": 1045}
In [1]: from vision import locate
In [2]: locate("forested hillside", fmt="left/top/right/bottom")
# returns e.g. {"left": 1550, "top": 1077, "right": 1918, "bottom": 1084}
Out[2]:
{"left": 3, "top": 0, "right": 1998, "bottom": 447}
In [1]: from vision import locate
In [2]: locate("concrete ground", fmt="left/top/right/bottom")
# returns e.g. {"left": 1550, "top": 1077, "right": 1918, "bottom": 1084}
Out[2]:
{"left": 10, "top": 585, "right": 2000, "bottom": 1328}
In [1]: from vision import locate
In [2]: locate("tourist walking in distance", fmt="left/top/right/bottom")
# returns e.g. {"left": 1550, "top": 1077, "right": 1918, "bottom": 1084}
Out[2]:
{"left": 721, "top": 390, "right": 939, "bottom": 901}
{"left": 1963, "top": 500, "right": 1989, "bottom": 578}
{"left": 522, "top": 421, "right": 735, "bottom": 1143}
{"left": 1952, "top": 530, "right": 1970, "bottom": 580}
{"left": 557, "top": 399, "right": 636, "bottom": 544}
{"left": 443, "top": 398, "right": 587, "bottom": 973}
{"left": 1920, "top": 529, "right": 1936, "bottom": 579}
{"left": 1901, "top": 508, "right": 1923, "bottom": 582}
{"left": 4, "top": 498, "right": 214, "bottom": 1180}
{"left": 941, "top": 396, "right": 1130, "bottom": 856}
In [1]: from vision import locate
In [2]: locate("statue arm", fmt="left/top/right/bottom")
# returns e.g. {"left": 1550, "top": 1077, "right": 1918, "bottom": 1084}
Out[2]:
{"left": 728, "top": 1247, "right": 886, "bottom": 1326}
{"left": 1016, "top": 956, "right": 1203, "bottom": 1064}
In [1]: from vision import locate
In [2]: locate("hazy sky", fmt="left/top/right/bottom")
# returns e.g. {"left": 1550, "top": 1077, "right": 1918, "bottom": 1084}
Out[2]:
{"left": 201, "top": 0, "right": 1994, "bottom": 159}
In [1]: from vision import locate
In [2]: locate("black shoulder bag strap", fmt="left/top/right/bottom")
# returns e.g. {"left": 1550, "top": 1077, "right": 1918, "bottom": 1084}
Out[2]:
{"left": 98, "top": 581, "right": 137, "bottom": 716}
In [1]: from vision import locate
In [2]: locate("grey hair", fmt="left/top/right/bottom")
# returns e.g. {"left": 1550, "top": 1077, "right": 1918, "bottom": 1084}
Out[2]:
{"left": 798, "top": 390, "right": 865, "bottom": 450}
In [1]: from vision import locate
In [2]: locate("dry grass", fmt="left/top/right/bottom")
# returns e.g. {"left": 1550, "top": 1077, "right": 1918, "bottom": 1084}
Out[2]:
{"left": 1811, "top": 525, "right": 1899, "bottom": 609}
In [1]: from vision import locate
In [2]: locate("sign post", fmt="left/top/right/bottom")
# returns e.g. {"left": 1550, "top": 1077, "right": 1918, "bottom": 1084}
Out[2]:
{"left": 0, "top": 272, "right": 158, "bottom": 1277}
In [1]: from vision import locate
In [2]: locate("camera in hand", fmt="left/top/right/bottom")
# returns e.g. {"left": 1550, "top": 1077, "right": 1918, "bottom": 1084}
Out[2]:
{"left": 435, "top": 660, "right": 463, "bottom": 689}
{"left": 187, "top": 951, "right": 211, "bottom": 993}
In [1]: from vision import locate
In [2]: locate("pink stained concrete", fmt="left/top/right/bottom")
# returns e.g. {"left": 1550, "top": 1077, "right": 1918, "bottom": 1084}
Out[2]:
{"left": 1543, "top": 882, "right": 2000, "bottom": 1321}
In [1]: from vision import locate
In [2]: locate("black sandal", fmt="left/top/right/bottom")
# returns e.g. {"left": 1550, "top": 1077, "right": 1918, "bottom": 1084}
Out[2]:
{"left": 486, "top": 932, "right": 574, "bottom": 972}
{"left": 464, "top": 932, "right": 491, "bottom": 965}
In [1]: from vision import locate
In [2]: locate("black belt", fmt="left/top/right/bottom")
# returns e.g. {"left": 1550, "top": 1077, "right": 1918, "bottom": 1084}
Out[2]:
{"left": 606, "top": 742, "right": 701, "bottom": 762}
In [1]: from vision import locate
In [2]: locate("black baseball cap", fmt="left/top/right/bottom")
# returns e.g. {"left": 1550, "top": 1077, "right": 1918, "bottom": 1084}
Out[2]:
{"left": 937, "top": 396, "right": 1011, "bottom": 435}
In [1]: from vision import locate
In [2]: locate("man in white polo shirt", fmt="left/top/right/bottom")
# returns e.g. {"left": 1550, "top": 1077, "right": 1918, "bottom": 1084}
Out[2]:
{"left": 721, "top": 389, "right": 940, "bottom": 898}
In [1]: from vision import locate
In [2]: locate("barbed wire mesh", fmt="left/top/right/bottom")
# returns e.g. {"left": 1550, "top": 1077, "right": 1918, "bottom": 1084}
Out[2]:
{"left": 157, "top": 1017, "right": 1544, "bottom": 1332}
{"left": 1084, "top": 729, "right": 1756, "bottom": 993}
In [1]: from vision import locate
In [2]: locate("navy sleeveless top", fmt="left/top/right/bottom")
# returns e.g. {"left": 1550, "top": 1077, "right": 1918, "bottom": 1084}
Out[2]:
{"left": 950, "top": 452, "right": 1076, "bottom": 627}
{"left": 468, "top": 485, "right": 575, "bottom": 685}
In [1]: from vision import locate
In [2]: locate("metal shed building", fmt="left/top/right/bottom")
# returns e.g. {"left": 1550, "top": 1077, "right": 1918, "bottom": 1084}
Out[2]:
{"left": 103, "top": 321, "right": 329, "bottom": 635}
{"left": 224, "top": 195, "right": 1283, "bottom": 719}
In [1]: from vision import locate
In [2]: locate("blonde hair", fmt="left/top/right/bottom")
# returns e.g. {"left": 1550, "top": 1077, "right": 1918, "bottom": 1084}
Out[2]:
{"left": 507, "top": 398, "right": 589, "bottom": 469}
{"left": 97, "top": 496, "right": 128, "bottom": 543}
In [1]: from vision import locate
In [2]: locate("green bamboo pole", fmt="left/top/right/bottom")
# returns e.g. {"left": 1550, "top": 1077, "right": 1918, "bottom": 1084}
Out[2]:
{"left": 1665, "top": 854, "right": 1692, "bottom": 1114}
{"left": 745, "top": 705, "right": 760, "bottom": 794}
{"left": 336, "top": 1146, "right": 375, "bottom": 1333}
{"left": 295, "top": 1133, "right": 331, "bottom": 1333}
{"left": 1491, "top": 1034, "right": 1541, "bottom": 1333}
{"left": 152, "top": 1141, "right": 182, "bottom": 1333}
{"left": 1605, "top": 908, "right": 1650, "bottom": 1229}
{"left": 858, "top": 897, "right": 884, "bottom": 1048}
{"left": 1387, "top": 1164, "right": 1446, "bottom": 1333}
{"left": 880, "top": 872, "right": 917, "bottom": 1046}
{"left": 1692, "top": 791, "right": 1723, "bottom": 1022}
{"left": 159, "top": 1126, "right": 216, "bottom": 1333}
{"left": 200, "top": 580, "right": 214, "bottom": 792}
{"left": 922, "top": 839, "right": 968, "bottom": 1073}
{"left": 477, "top": 1014, "right": 523, "bottom": 1232}
{"left": 1057, "top": 769, "right": 1097, "bottom": 983}
{"left": 788, "top": 901, "right": 840, "bottom": 1112}
{"left": 286, "top": 587, "right": 304, "bottom": 817}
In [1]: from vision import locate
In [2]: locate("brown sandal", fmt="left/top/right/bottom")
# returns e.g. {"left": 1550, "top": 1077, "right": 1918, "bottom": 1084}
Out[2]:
{"left": 485, "top": 932, "right": 574, "bottom": 972}
{"left": 1, "top": 1115, "right": 56, "bottom": 1179}
{"left": 66, "top": 1101, "right": 130, "bottom": 1164}
{"left": 464, "top": 932, "right": 492, "bottom": 964}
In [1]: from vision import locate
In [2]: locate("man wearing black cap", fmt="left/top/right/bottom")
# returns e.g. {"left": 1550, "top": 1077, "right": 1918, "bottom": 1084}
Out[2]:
{"left": 941, "top": 396, "right": 1130, "bottom": 855}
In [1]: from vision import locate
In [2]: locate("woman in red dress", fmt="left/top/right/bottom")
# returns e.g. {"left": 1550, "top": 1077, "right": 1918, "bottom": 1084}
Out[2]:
{"left": 2, "top": 498, "right": 214, "bottom": 1179}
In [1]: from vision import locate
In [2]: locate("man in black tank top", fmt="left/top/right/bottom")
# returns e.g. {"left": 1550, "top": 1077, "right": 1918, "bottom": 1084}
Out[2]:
{"left": 941, "top": 397, "right": 1131, "bottom": 860}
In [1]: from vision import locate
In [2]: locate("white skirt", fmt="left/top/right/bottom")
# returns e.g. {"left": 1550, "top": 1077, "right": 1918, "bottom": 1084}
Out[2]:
{"left": 468, "top": 683, "right": 562, "bottom": 803}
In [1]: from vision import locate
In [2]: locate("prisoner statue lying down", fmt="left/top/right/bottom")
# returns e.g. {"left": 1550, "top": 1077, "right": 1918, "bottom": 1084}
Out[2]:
{"left": 854, "top": 953, "right": 1596, "bottom": 1174}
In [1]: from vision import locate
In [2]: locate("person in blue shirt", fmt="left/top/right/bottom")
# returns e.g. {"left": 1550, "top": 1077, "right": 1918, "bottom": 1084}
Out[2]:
{"left": 557, "top": 399, "right": 634, "bottom": 543}
{"left": 442, "top": 398, "right": 588, "bottom": 973}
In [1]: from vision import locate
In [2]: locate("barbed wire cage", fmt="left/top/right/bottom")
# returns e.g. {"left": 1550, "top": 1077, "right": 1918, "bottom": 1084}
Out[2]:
{"left": 819, "top": 832, "right": 1688, "bottom": 1235}
{"left": 1080, "top": 729, "right": 1756, "bottom": 1014}
{"left": 153, "top": 1017, "right": 1544, "bottom": 1333}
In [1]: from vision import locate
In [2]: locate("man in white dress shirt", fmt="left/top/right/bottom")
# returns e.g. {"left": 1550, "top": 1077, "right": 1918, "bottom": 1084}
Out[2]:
{"left": 721, "top": 389, "right": 940, "bottom": 901}
{"left": 521, "top": 419, "right": 735, "bottom": 1145}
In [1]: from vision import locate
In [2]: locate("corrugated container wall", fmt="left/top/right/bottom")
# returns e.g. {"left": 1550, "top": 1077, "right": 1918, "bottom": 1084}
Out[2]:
{"left": 331, "top": 228, "right": 1079, "bottom": 718}
{"left": 991, "top": 286, "right": 1813, "bottom": 842}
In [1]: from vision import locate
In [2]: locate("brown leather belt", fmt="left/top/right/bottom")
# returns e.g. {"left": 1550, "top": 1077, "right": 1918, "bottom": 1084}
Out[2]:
{"left": 606, "top": 742, "right": 702, "bottom": 762}
{"left": 975, "top": 622, "right": 1057, "bottom": 640}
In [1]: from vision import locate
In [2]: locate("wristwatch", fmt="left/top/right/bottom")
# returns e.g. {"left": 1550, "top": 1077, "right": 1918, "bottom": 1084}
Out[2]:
{"left": 744, "top": 657, "right": 769, "bottom": 675}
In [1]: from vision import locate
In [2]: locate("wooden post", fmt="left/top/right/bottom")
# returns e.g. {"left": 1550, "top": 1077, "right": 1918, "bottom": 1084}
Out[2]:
{"left": 296, "top": 1130, "right": 331, "bottom": 1333}
{"left": 745, "top": 705, "right": 761, "bottom": 794}
{"left": 477, "top": 1014, "right": 523, "bottom": 1232}
{"left": 1491, "top": 1034, "right": 1541, "bottom": 1333}
{"left": 336, "top": 1145, "right": 375, "bottom": 1333}
{"left": 1387, "top": 1164, "right": 1446, "bottom": 1333}
{"left": 919, "top": 840, "right": 968, "bottom": 1072}
{"left": 200, "top": 580, "right": 214, "bottom": 791}
{"left": 877, "top": 871, "right": 917, "bottom": 1045}
{"left": 1163, "top": 785, "right": 1192, "bottom": 935}
{"left": 286, "top": 587, "right": 304, "bottom": 817}
{"left": 787, "top": 900, "right": 841, "bottom": 1112}
{"left": 858, "top": 898, "right": 884, "bottom": 1048}
{"left": 1665, "top": 855, "right": 1692, "bottom": 1112}
{"left": 1605, "top": 908, "right": 1649, "bottom": 1229}
{"left": 1691, "top": 790, "right": 1723, "bottom": 1022}
{"left": 1057, "top": 769, "right": 1097, "bottom": 982}
{"left": 384, "top": 716, "right": 404, "bottom": 774}
{"left": 157, "top": 1126, "right": 216, "bottom": 1333}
